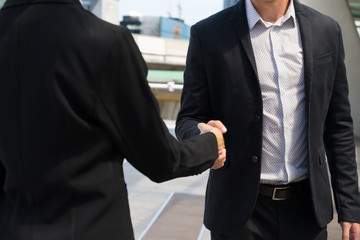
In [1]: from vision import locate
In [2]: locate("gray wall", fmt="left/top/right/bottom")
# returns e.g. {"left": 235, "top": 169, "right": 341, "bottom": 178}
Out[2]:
{"left": 300, "top": 0, "right": 360, "bottom": 138}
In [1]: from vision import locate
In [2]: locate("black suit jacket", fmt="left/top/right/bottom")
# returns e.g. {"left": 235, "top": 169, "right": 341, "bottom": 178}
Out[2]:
{"left": 176, "top": 0, "right": 360, "bottom": 235}
{"left": 0, "top": 0, "right": 219, "bottom": 239}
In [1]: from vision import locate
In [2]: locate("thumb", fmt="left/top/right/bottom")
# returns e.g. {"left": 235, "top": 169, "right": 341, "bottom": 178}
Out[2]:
{"left": 207, "top": 120, "right": 227, "bottom": 133}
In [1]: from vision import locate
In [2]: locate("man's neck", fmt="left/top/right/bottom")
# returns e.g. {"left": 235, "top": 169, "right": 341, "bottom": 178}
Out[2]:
{"left": 250, "top": 0, "right": 290, "bottom": 23}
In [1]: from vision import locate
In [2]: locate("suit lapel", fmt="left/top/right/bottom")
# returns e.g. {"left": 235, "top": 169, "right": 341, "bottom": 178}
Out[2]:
{"left": 230, "top": 0, "right": 258, "bottom": 79}
{"left": 295, "top": 0, "right": 313, "bottom": 141}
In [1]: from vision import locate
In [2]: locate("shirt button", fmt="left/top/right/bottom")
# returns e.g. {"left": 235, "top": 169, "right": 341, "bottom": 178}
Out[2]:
{"left": 254, "top": 116, "right": 261, "bottom": 123}
{"left": 252, "top": 156, "right": 259, "bottom": 163}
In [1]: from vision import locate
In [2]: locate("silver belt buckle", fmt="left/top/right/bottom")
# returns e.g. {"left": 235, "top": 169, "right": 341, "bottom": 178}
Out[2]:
{"left": 272, "top": 186, "right": 290, "bottom": 200}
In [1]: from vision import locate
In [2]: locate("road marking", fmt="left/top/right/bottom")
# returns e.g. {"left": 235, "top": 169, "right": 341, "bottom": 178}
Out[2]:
{"left": 197, "top": 224, "right": 206, "bottom": 240}
{"left": 138, "top": 191, "right": 175, "bottom": 240}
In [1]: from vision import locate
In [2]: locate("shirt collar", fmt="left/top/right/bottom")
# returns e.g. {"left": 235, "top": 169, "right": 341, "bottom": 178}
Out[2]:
{"left": 246, "top": 0, "right": 296, "bottom": 30}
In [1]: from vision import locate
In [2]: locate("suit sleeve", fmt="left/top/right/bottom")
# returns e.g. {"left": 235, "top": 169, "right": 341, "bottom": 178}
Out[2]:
{"left": 95, "top": 27, "right": 218, "bottom": 183}
{"left": 324, "top": 23, "right": 360, "bottom": 223}
{"left": 176, "top": 26, "right": 213, "bottom": 141}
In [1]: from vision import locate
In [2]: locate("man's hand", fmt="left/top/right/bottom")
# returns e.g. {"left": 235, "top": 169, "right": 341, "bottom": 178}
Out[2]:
{"left": 211, "top": 149, "right": 226, "bottom": 169}
{"left": 341, "top": 221, "right": 360, "bottom": 240}
{"left": 197, "top": 122, "right": 225, "bottom": 150}
{"left": 207, "top": 120, "right": 227, "bottom": 134}
{"left": 198, "top": 121, "right": 227, "bottom": 170}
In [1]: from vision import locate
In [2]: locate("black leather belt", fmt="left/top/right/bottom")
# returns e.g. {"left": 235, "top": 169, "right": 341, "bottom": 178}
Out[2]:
{"left": 259, "top": 179, "right": 309, "bottom": 201}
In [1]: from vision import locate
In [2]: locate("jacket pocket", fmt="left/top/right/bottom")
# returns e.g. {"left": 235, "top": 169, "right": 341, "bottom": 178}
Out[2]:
{"left": 313, "top": 51, "right": 332, "bottom": 65}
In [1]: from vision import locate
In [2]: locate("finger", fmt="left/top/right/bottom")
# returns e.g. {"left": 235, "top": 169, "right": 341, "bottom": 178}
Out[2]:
{"left": 215, "top": 155, "right": 225, "bottom": 164}
{"left": 341, "top": 222, "right": 351, "bottom": 240}
{"left": 211, "top": 161, "right": 224, "bottom": 170}
{"left": 218, "top": 154, "right": 226, "bottom": 163}
{"left": 210, "top": 128, "right": 225, "bottom": 149}
{"left": 211, "top": 158, "right": 224, "bottom": 169}
{"left": 218, "top": 149, "right": 226, "bottom": 157}
{"left": 208, "top": 120, "right": 227, "bottom": 133}
{"left": 350, "top": 224, "right": 360, "bottom": 240}
{"left": 197, "top": 122, "right": 213, "bottom": 134}
{"left": 211, "top": 150, "right": 226, "bottom": 170}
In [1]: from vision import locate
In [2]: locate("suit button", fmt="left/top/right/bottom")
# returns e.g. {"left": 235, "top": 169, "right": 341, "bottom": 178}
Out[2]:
{"left": 252, "top": 156, "right": 259, "bottom": 163}
{"left": 254, "top": 116, "right": 261, "bottom": 123}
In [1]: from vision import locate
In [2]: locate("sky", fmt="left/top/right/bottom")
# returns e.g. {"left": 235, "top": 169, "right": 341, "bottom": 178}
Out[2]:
{"left": 118, "top": 0, "right": 224, "bottom": 26}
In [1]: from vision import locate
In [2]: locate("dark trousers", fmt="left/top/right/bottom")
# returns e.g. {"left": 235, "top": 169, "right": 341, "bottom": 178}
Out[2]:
{"left": 211, "top": 190, "right": 327, "bottom": 240}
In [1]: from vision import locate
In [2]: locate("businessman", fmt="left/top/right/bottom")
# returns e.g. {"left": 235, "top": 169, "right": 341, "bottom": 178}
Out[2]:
{"left": 176, "top": 0, "right": 360, "bottom": 239}
{"left": 0, "top": 0, "right": 226, "bottom": 239}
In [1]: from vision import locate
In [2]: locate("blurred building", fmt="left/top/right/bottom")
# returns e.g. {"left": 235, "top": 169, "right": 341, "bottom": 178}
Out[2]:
{"left": 121, "top": 16, "right": 190, "bottom": 41}
{"left": 223, "top": 0, "right": 239, "bottom": 9}
{"left": 349, "top": 1, "right": 360, "bottom": 35}
{"left": 81, "top": 0, "right": 119, "bottom": 25}
{"left": 119, "top": 13, "right": 190, "bottom": 120}
{"left": 130, "top": 34, "right": 188, "bottom": 120}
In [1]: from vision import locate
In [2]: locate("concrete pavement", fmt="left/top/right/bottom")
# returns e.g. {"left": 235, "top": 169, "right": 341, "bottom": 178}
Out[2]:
{"left": 124, "top": 124, "right": 359, "bottom": 239}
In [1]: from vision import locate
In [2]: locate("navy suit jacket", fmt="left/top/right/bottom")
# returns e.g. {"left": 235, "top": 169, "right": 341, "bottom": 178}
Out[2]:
{"left": 176, "top": 0, "right": 360, "bottom": 235}
{"left": 0, "top": 0, "right": 219, "bottom": 239}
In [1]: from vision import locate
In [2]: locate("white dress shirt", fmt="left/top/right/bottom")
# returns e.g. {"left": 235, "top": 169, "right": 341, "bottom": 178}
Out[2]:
{"left": 246, "top": 0, "right": 309, "bottom": 184}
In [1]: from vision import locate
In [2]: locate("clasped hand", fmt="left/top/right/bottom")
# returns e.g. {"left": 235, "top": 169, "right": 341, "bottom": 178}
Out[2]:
{"left": 198, "top": 120, "right": 227, "bottom": 170}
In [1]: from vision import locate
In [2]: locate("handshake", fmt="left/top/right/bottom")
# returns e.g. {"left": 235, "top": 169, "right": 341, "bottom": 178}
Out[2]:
{"left": 198, "top": 120, "right": 227, "bottom": 170}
